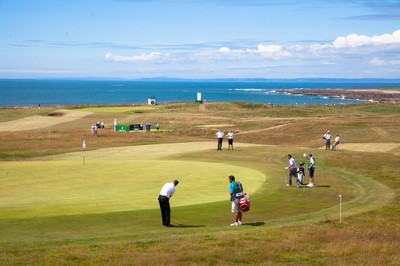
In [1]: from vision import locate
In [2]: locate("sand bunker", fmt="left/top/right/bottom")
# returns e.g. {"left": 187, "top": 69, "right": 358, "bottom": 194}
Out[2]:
{"left": 0, "top": 109, "right": 91, "bottom": 132}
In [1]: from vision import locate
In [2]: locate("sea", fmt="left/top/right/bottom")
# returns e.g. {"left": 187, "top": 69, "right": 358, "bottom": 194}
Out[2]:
{"left": 1, "top": 79, "right": 400, "bottom": 107}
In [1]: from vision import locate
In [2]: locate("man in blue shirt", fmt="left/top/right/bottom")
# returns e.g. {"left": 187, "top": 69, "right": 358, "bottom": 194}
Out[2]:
{"left": 229, "top": 175, "right": 244, "bottom": 226}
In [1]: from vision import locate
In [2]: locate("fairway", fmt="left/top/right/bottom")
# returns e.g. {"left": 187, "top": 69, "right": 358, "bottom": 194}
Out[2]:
{"left": 0, "top": 142, "right": 265, "bottom": 219}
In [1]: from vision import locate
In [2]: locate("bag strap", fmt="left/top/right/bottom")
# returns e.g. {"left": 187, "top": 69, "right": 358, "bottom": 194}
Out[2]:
{"left": 238, "top": 181, "right": 243, "bottom": 192}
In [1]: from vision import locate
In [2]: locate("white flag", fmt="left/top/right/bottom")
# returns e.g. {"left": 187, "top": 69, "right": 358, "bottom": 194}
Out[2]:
{"left": 82, "top": 140, "right": 86, "bottom": 150}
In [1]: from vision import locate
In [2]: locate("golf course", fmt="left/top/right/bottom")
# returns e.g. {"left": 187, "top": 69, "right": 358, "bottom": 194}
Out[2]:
{"left": 0, "top": 102, "right": 399, "bottom": 265}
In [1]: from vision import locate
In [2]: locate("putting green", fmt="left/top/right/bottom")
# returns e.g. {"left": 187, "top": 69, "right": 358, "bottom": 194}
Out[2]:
{"left": 0, "top": 142, "right": 266, "bottom": 219}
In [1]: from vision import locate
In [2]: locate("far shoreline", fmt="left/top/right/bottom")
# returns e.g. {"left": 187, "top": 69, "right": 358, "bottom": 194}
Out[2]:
{"left": 278, "top": 88, "right": 400, "bottom": 103}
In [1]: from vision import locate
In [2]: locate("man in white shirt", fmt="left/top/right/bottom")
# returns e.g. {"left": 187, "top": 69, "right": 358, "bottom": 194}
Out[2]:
{"left": 216, "top": 129, "right": 225, "bottom": 150}
{"left": 323, "top": 130, "right": 332, "bottom": 150}
{"left": 157, "top": 180, "right": 179, "bottom": 227}
{"left": 227, "top": 130, "right": 234, "bottom": 150}
{"left": 286, "top": 154, "right": 301, "bottom": 187}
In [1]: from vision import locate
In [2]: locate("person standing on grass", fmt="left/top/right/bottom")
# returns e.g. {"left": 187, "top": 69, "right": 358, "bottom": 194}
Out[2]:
{"left": 332, "top": 133, "right": 340, "bottom": 151}
{"left": 216, "top": 129, "right": 225, "bottom": 150}
{"left": 157, "top": 180, "right": 179, "bottom": 227}
{"left": 323, "top": 130, "right": 332, "bottom": 150}
{"left": 91, "top": 124, "right": 97, "bottom": 136}
{"left": 229, "top": 175, "right": 244, "bottom": 226}
{"left": 227, "top": 129, "right": 234, "bottom": 150}
{"left": 306, "top": 154, "right": 316, "bottom": 187}
{"left": 286, "top": 154, "right": 301, "bottom": 187}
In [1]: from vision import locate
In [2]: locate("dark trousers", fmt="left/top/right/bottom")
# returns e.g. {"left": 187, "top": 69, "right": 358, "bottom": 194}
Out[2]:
{"left": 326, "top": 139, "right": 331, "bottom": 150}
{"left": 217, "top": 138, "right": 223, "bottom": 150}
{"left": 287, "top": 168, "right": 300, "bottom": 186}
{"left": 158, "top": 195, "right": 171, "bottom": 226}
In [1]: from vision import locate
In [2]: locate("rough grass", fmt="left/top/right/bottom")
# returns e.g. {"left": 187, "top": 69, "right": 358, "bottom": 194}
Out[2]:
{"left": 0, "top": 102, "right": 399, "bottom": 265}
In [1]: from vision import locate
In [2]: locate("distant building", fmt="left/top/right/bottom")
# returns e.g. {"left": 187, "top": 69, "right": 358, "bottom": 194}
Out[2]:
{"left": 195, "top": 92, "right": 203, "bottom": 103}
{"left": 148, "top": 97, "right": 156, "bottom": 105}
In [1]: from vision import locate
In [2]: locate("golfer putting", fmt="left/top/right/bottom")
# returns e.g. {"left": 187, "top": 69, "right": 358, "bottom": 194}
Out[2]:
{"left": 157, "top": 180, "right": 179, "bottom": 227}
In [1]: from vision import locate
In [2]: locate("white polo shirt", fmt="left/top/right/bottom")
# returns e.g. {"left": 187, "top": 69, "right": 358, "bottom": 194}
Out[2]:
{"left": 289, "top": 158, "right": 297, "bottom": 170}
{"left": 216, "top": 131, "right": 224, "bottom": 138}
{"left": 324, "top": 133, "right": 332, "bottom": 140}
{"left": 159, "top": 182, "right": 176, "bottom": 198}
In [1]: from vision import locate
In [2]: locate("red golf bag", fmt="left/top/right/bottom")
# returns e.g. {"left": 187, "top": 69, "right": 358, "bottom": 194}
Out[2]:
{"left": 239, "top": 194, "right": 250, "bottom": 212}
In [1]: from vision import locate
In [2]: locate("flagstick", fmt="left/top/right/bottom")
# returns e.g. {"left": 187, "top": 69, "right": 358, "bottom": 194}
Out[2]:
{"left": 82, "top": 139, "right": 86, "bottom": 166}
{"left": 339, "top": 194, "right": 342, "bottom": 224}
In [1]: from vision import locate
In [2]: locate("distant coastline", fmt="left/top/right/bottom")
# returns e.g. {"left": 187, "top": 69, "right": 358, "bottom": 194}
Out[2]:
{"left": 1, "top": 79, "right": 400, "bottom": 107}
{"left": 279, "top": 89, "right": 400, "bottom": 103}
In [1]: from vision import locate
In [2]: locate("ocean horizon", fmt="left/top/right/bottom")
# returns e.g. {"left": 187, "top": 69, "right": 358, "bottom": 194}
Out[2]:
{"left": 1, "top": 78, "right": 400, "bottom": 107}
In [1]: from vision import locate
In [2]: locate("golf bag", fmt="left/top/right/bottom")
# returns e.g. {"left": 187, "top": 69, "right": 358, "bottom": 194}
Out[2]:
{"left": 239, "top": 194, "right": 250, "bottom": 212}
{"left": 297, "top": 163, "right": 305, "bottom": 184}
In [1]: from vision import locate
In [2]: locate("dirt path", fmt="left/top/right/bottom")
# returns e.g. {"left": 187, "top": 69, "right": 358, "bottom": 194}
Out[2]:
{"left": 235, "top": 123, "right": 294, "bottom": 135}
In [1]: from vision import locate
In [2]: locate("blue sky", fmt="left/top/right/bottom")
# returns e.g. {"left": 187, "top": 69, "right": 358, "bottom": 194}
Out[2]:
{"left": 0, "top": 0, "right": 399, "bottom": 79}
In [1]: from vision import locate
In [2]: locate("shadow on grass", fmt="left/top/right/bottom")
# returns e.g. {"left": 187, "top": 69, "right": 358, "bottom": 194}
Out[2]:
{"left": 173, "top": 224, "right": 206, "bottom": 228}
{"left": 298, "top": 185, "right": 331, "bottom": 188}
{"left": 243, "top": 221, "right": 265, "bottom": 226}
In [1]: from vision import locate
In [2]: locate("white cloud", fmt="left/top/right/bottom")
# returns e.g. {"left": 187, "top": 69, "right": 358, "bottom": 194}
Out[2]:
{"left": 322, "top": 61, "right": 336, "bottom": 65}
{"left": 333, "top": 30, "right": 400, "bottom": 48}
{"left": 217, "top": 44, "right": 290, "bottom": 59}
{"left": 105, "top": 52, "right": 172, "bottom": 63}
{"left": 105, "top": 29, "right": 400, "bottom": 66}
{"left": 219, "top": 47, "right": 231, "bottom": 52}
{"left": 256, "top": 44, "right": 291, "bottom": 58}
{"left": 370, "top": 57, "right": 400, "bottom": 66}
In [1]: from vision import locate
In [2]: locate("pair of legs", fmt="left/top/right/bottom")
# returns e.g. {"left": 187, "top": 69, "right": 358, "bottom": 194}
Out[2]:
{"left": 228, "top": 139, "right": 233, "bottom": 150}
{"left": 308, "top": 168, "right": 315, "bottom": 187}
{"left": 217, "top": 138, "right": 223, "bottom": 150}
{"left": 287, "top": 168, "right": 301, "bottom": 187}
{"left": 158, "top": 195, "right": 172, "bottom": 226}
{"left": 332, "top": 141, "right": 339, "bottom": 150}
{"left": 231, "top": 199, "right": 243, "bottom": 225}
{"left": 234, "top": 211, "right": 242, "bottom": 223}
{"left": 325, "top": 140, "right": 331, "bottom": 150}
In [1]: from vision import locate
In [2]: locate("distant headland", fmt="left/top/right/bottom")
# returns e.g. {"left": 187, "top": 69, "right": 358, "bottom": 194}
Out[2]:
{"left": 279, "top": 89, "right": 400, "bottom": 103}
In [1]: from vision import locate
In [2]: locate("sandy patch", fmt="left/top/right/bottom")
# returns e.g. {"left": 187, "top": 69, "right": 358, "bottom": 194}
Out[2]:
{"left": 0, "top": 109, "right": 91, "bottom": 132}
{"left": 197, "top": 124, "right": 235, "bottom": 128}
{"left": 236, "top": 123, "right": 293, "bottom": 135}
{"left": 321, "top": 143, "right": 400, "bottom": 153}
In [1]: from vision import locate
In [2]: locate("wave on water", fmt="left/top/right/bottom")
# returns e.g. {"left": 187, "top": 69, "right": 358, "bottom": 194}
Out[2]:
{"left": 231, "top": 88, "right": 267, "bottom": 92}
